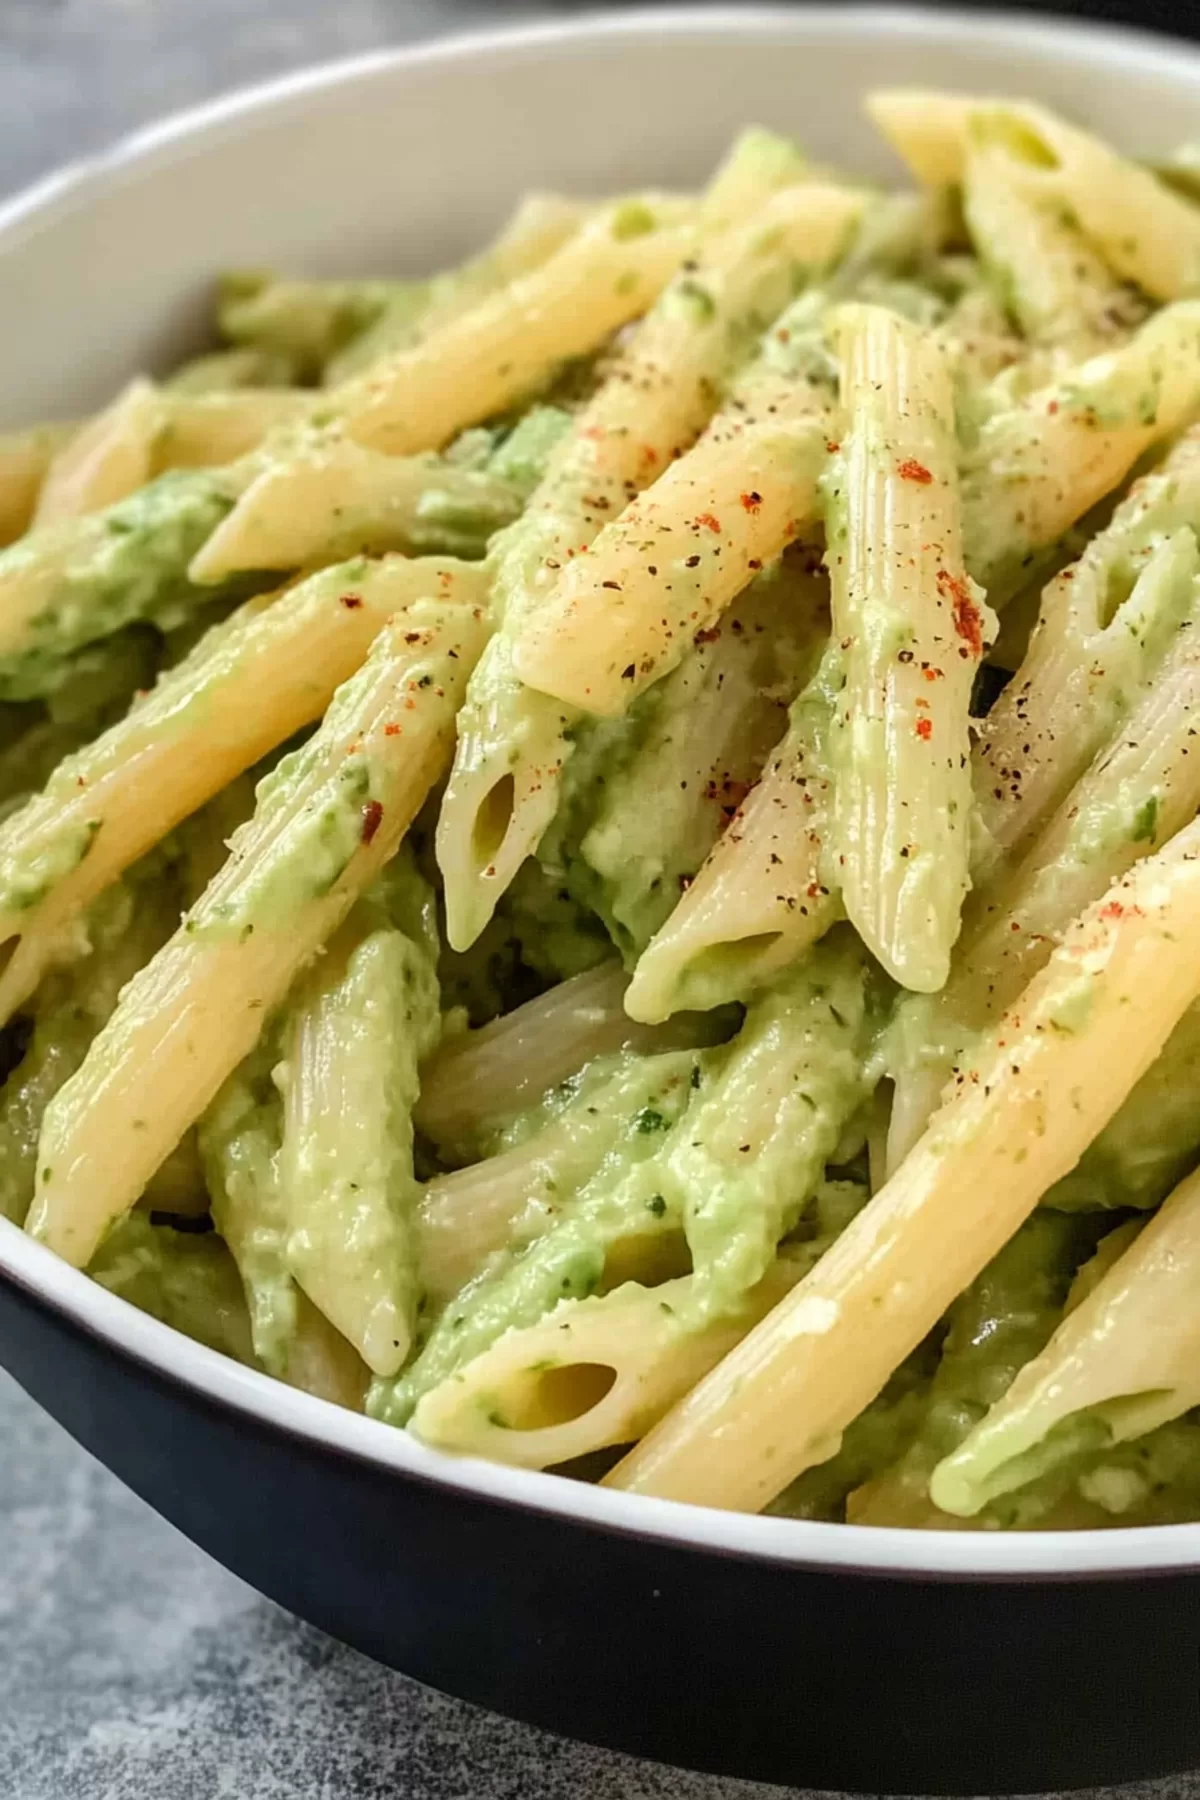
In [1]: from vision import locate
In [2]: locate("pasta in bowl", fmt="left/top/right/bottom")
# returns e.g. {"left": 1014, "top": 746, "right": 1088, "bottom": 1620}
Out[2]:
{"left": 8, "top": 78, "right": 1200, "bottom": 1543}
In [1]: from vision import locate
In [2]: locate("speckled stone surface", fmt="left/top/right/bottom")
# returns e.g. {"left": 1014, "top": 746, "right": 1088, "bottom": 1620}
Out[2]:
{"left": 3, "top": 6, "right": 1200, "bottom": 1797}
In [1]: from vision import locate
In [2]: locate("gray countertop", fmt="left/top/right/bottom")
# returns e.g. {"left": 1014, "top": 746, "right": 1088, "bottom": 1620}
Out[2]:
{"left": 1, "top": 6, "right": 1199, "bottom": 1797}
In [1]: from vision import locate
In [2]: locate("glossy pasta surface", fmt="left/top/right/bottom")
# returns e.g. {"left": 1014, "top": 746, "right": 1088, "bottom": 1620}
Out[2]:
{"left": 16, "top": 96, "right": 1200, "bottom": 1532}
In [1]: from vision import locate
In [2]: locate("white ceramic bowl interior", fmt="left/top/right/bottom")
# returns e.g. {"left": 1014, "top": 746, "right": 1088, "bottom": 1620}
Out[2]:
{"left": 3, "top": 4, "right": 1200, "bottom": 1579}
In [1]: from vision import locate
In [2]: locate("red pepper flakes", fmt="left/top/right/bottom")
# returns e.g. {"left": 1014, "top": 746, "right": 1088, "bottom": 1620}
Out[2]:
{"left": 937, "top": 568, "right": 984, "bottom": 656}
{"left": 360, "top": 800, "right": 384, "bottom": 845}
{"left": 897, "top": 457, "right": 933, "bottom": 484}
{"left": 693, "top": 625, "right": 722, "bottom": 646}
{"left": 739, "top": 491, "right": 763, "bottom": 513}
{"left": 826, "top": 440, "right": 841, "bottom": 454}
{"left": 339, "top": 592, "right": 364, "bottom": 610}
{"left": 1099, "top": 899, "right": 1142, "bottom": 922}
{"left": 693, "top": 512, "right": 721, "bottom": 532}
{"left": 1047, "top": 400, "right": 1060, "bottom": 415}
{"left": 923, "top": 666, "right": 944, "bottom": 682}
{"left": 384, "top": 723, "right": 403, "bottom": 736}
{"left": 915, "top": 717, "right": 933, "bottom": 741}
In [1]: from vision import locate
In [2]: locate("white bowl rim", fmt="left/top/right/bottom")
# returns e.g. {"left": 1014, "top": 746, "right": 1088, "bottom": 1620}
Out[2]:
{"left": 4, "top": 3, "right": 1200, "bottom": 1583}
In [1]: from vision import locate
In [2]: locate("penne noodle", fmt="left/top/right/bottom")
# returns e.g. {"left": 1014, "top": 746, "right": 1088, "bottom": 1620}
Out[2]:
{"left": 886, "top": 539, "right": 1200, "bottom": 1169}
{"left": 932, "top": 1166, "right": 1200, "bottom": 1517}
{"left": 0, "top": 557, "right": 479, "bottom": 1027}
{"left": 870, "top": 90, "right": 1200, "bottom": 301}
{"left": 973, "top": 429, "right": 1200, "bottom": 874}
{"left": 510, "top": 357, "right": 831, "bottom": 717}
{"left": 961, "top": 123, "right": 1145, "bottom": 359}
{"left": 411, "top": 1261, "right": 802, "bottom": 1471}
{"left": 322, "top": 191, "right": 596, "bottom": 385}
{"left": 26, "top": 592, "right": 488, "bottom": 1269}
{"left": 865, "top": 90, "right": 979, "bottom": 189}
{"left": 606, "top": 817, "right": 1200, "bottom": 1510}
{"left": 623, "top": 649, "right": 841, "bottom": 1023}
{"left": 334, "top": 195, "right": 696, "bottom": 455}
{"left": 34, "top": 379, "right": 161, "bottom": 527}
{"left": 188, "top": 431, "right": 524, "bottom": 581}
{"left": 434, "top": 183, "right": 860, "bottom": 951}
{"left": 962, "top": 301, "right": 1200, "bottom": 608}
{"left": 35, "top": 382, "right": 312, "bottom": 527}
{"left": 825, "top": 304, "right": 993, "bottom": 993}
{"left": 0, "top": 421, "right": 77, "bottom": 546}
{"left": 279, "top": 886, "right": 440, "bottom": 1377}
{"left": 415, "top": 1048, "right": 702, "bottom": 1302}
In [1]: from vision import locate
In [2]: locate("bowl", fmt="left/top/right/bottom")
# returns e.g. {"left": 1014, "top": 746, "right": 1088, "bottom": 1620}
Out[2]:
{"left": 4, "top": 8, "right": 1200, "bottom": 1791}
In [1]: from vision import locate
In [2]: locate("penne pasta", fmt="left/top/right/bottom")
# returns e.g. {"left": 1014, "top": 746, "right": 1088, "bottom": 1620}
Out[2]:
{"left": 24, "top": 100, "right": 1200, "bottom": 1534}
{"left": 434, "top": 182, "right": 861, "bottom": 951}
{"left": 886, "top": 543, "right": 1200, "bottom": 1168}
{"left": 555, "top": 549, "right": 827, "bottom": 961}
{"left": 509, "top": 329, "right": 833, "bottom": 718}
{"left": 414, "top": 961, "right": 715, "bottom": 1158}
{"left": 26, "top": 591, "right": 488, "bottom": 1269}
{"left": 825, "top": 304, "right": 993, "bottom": 992}
{"left": 931, "top": 1165, "right": 1200, "bottom": 1517}
{"left": 0, "top": 557, "right": 482, "bottom": 1027}
{"left": 962, "top": 301, "right": 1200, "bottom": 608}
{"left": 34, "top": 379, "right": 161, "bottom": 527}
{"left": 278, "top": 864, "right": 440, "bottom": 1376}
{"left": 415, "top": 1048, "right": 702, "bottom": 1303}
{"left": 973, "top": 428, "right": 1200, "bottom": 875}
{"left": 606, "top": 817, "right": 1200, "bottom": 1510}
{"left": 870, "top": 90, "right": 1200, "bottom": 301}
{"left": 961, "top": 119, "right": 1145, "bottom": 359}
{"left": 187, "top": 429, "right": 528, "bottom": 581}
{"left": 322, "top": 191, "right": 596, "bottom": 385}
{"left": 410, "top": 1262, "right": 802, "bottom": 1471}
{"left": 0, "top": 421, "right": 77, "bottom": 546}
{"left": 623, "top": 645, "right": 842, "bottom": 1022}
{"left": 334, "top": 195, "right": 696, "bottom": 456}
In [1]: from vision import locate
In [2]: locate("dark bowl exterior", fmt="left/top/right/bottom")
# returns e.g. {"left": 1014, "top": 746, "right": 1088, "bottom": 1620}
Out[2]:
{"left": 3, "top": 1267, "right": 1200, "bottom": 1794}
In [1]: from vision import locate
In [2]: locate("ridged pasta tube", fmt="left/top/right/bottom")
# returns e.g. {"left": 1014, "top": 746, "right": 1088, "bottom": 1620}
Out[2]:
{"left": 0, "top": 557, "right": 483, "bottom": 1028}
{"left": 0, "top": 861, "right": 183, "bottom": 1224}
{"left": 188, "top": 429, "right": 525, "bottom": 580}
{"left": 510, "top": 332, "right": 833, "bottom": 717}
{"left": 414, "top": 961, "right": 711, "bottom": 1159}
{"left": 887, "top": 552, "right": 1200, "bottom": 1168}
{"left": 606, "top": 815, "right": 1200, "bottom": 1511}
{"left": 0, "top": 423, "right": 77, "bottom": 544}
{"left": 320, "top": 192, "right": 595, "bottom": 385}
{"left": 623, "top": 645, "right": 841, "bottom": 1022}
{"left": 220, "top": 193, "right": 591, "bottom": 385}
{"left": 334, "top": 195, "right": 695, "bottom": 456}
{"left": 962, "top": 302, "right": 1200, "bottom": 607}
{"left": 932, "top": 1165, "right": 1200, "bottom": 1517}
{"left": 410, "top": 1261, "right": 802, "bottom": 1471}
{"left": 825, "top": 304, "right": 993, "bottom": 992}
{"left": 624, "top": 314, "right": 1200, "bottom": 1023}
{"left": 974, "top": 429, "right": 1200, "bottom": 875}
{"left": 961, "top": 119, "right": 1145, "bottom": 358}
{"left": 873, "top": 91, "right": 1200, "bottom": 303}
{"left": 278, "top": 865, "right": 440, "bottom": 1375}
{"left": 558, "top": 551, "right": 827, "bottom": 962}
{"left": 435, "top": 186, "right": 860, "bottom": 951}
{"left": 34, "top": 381, "right": 310, "bottom": 526}
{"left": 415, "top": 1049, "right": 702, "bottom": 1303}
{"left": 27, "top": 591, "right": 488, "bottom": 1269}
